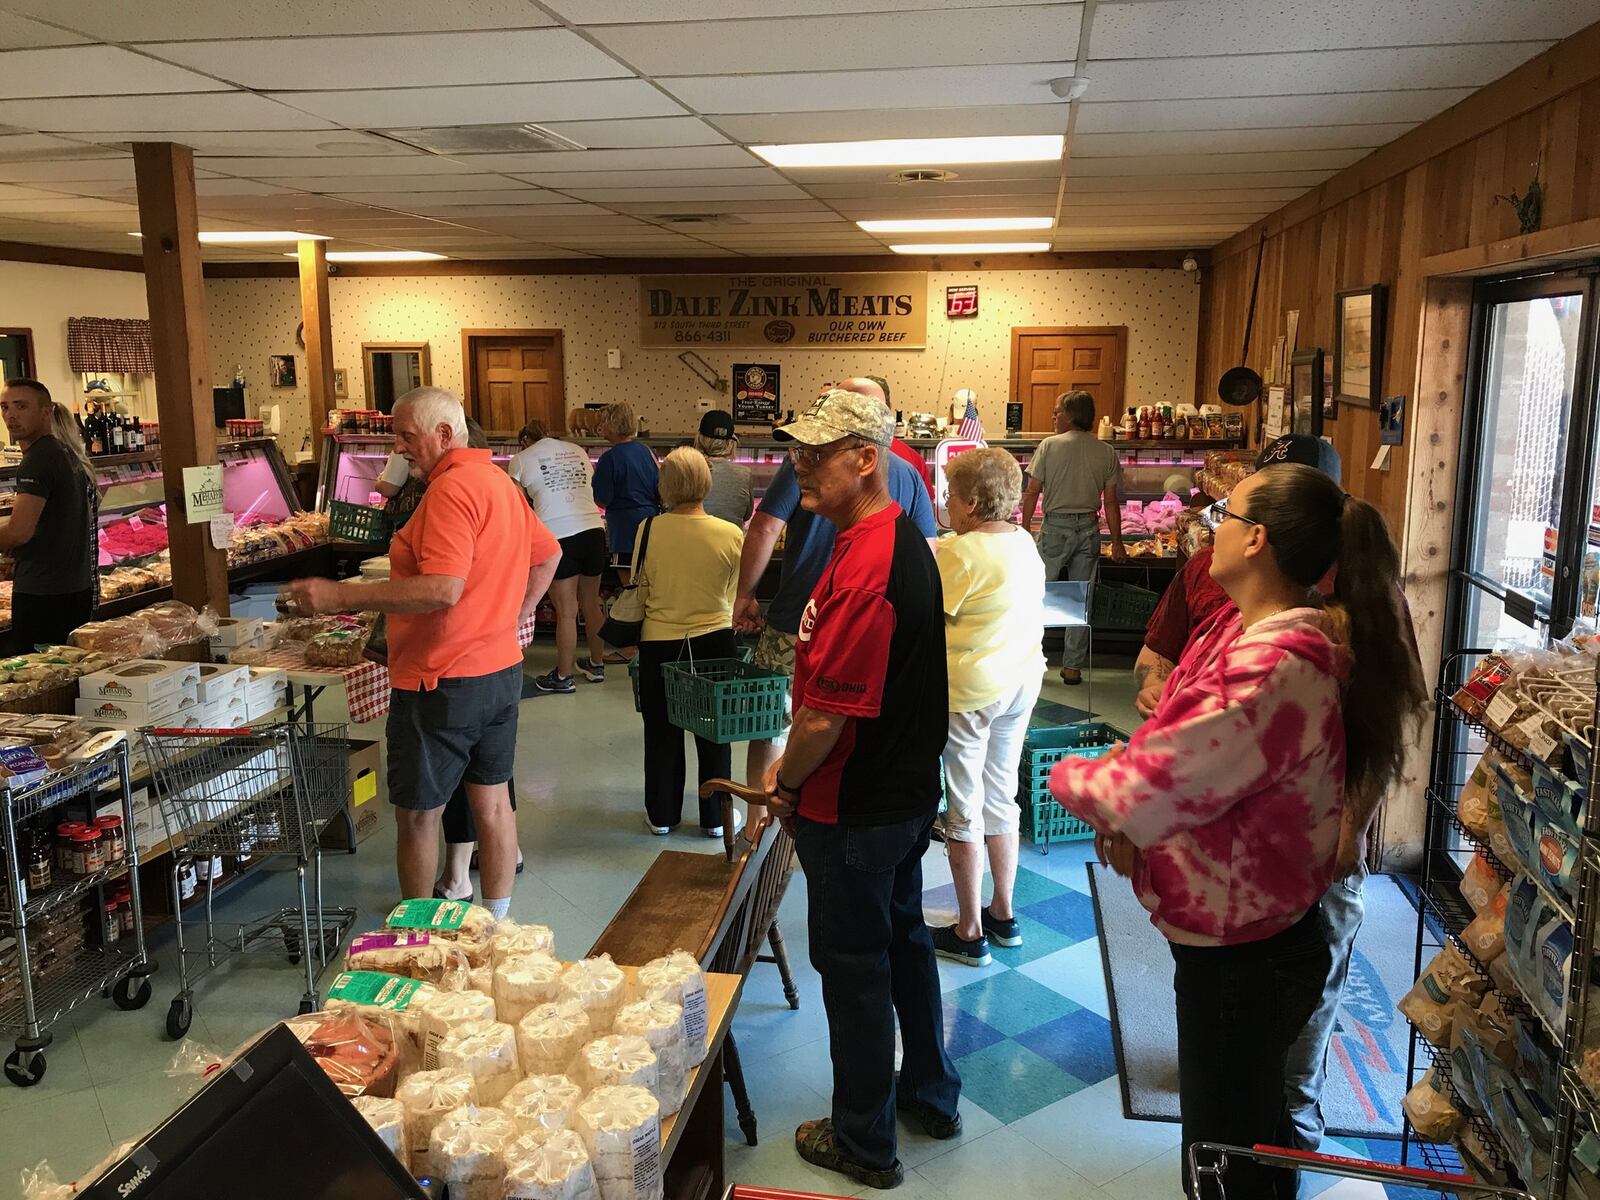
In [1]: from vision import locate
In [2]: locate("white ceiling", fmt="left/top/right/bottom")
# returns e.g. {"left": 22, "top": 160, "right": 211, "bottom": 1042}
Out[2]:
{"left": 0, "top": 0, "right": 1588, "bottom": 262}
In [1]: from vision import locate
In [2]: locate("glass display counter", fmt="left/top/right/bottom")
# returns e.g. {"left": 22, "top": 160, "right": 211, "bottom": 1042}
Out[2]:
{"left": 316, "top": 431, "right": 519, "bottom": 508}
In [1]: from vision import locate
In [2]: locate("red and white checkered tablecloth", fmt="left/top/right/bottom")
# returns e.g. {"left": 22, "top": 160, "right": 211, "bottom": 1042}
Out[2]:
{"left": 256, "top": 615, "right": 540, "bottom": 725}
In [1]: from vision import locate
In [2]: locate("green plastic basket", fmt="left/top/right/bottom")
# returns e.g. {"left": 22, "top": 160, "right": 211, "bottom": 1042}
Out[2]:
{"left": 662, "top": 657, "right": 788, "bottom": 745}
{"left": 1018, "top": 721, "right": 1128, "bottom": 852}
{"left": 328, "top": 499, "right": 392, "bottom": 546}
{"left": 1090, "top": 580, "right": 1161, "bottom": 630}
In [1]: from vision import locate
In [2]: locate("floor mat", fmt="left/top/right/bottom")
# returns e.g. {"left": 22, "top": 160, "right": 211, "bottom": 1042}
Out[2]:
{"left": 1090, "top": 865, "right": 1413, "bottom": 1140}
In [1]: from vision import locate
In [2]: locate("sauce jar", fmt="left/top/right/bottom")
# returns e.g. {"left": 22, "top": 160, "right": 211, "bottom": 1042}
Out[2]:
{"left": 69, "top": 827, "right": 104, "bottom": 875}
{"left": 102, "top": 898, "right": 121, "bottom": 944}
{"left": 116, "top": 884, "right": 135, "bottom": 936}
{"left": 94, "top": 814, "right": 125, "bottom": 863}
{"left": 55, "top": 820, "right": 86, "bottom": 872}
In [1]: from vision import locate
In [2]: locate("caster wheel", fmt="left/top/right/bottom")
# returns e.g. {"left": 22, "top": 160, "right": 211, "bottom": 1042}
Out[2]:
{"left": 5, "top": 1049, "right": 45, "bottom": 1087}
{"left": 113, "top": 976, "right": 152, "bottom": 1011}
{"left": 297, "top": 998, "right": 316, "bottom": 1016}
{"left": 165, "top": 998, "right": 192, "bottom": 1040}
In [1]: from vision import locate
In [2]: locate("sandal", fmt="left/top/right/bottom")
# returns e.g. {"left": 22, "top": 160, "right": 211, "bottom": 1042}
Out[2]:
{"left": 432, "top": 885, "right": 473, "bottom": 903}
{"left": 794, "top": 1118, "right": 903, "bottom": 1190}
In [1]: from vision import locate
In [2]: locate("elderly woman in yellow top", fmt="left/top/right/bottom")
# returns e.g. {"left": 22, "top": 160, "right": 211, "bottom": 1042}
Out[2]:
{"left": 929, "top": 448, "right": 1046, "bottom": 967}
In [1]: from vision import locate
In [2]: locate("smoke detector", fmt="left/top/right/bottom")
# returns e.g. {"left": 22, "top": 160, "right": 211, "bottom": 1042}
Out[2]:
{"left": 382, "top": 123, "right": 586, "bottom": 154}
{"left": 890, "top": 169, "right": 958, "bottom": 184}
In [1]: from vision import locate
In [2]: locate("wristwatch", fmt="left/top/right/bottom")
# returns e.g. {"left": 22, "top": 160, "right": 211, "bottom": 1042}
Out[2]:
{"left": 775, "top": 773, "right": 803, "bottom": 796}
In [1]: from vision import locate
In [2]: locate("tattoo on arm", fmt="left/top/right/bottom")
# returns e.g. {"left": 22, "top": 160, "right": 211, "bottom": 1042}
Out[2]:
{"left": 1133, "top": 655, "right": 1175, "bottom": 690}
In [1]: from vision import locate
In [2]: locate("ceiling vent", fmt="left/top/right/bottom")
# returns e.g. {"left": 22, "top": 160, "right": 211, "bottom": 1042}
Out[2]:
{"left": 654, "top": 214, "right": 748, "bottom": 227}
{"left": 891, "top": 169, "right": 958, "bottom": 184}
{"left": 381, "top": 123, "right": 587, "bottom": 155}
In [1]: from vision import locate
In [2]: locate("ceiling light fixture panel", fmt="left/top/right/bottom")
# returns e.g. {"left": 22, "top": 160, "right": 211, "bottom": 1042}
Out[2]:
{"left": 888, "top": 241, "right": 1050, "bottom": 255}
{"left": 293, "top": 250, "right": 447, "bottom": 262}
{"left": 859, "top": 216, "right": 1053, "bottom": 232}
{"left": 130, "top": 230, "right": 327, "bottom": 243}
{"left": 753, "top": 135, "right": 1063, "bottom": 169}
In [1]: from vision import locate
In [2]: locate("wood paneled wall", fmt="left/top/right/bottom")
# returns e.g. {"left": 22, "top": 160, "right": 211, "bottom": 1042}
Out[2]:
{"left": 1196, "top": 21, "right": 1600, "bottom": 538}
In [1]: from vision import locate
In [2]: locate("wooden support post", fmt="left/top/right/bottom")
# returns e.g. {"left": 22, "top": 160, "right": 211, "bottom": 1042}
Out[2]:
{"left": 132, "top": 142, "right": 229, "bottom": 617}
{"left": 298, "top": 239, "right": 334, "bottom": 462}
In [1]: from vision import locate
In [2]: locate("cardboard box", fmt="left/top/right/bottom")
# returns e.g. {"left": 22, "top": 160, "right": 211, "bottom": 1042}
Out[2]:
{"left": 193, "top": 663, "right": 250, "bottom": 703}
{"left": 79, "top": 660, "right": 200, "bottom": 705}
{"left": 321, "top": 740, "right": 385, "bottom": 850}
{"left": 197, "top": 692, "right": 249, "bottom": 730}
{"left": 74, "top": 691, "right": 196, "bottom": 726}
{"left": 210, "top": 617, "right": 264, "bottom": 649}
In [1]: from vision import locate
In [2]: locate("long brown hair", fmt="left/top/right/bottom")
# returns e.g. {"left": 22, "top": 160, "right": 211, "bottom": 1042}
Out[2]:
{"left": 1245, "top": 463, "right": 1425, "bottom": 801}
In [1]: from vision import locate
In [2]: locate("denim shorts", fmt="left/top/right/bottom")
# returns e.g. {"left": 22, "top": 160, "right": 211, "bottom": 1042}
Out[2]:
{"left": 386, "top": 664, "right": 522, "bottom": 811}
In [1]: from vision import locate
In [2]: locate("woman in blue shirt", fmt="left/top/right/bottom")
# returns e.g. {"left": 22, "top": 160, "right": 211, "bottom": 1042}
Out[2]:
{"left": 592, "top": 401, "right": 660, "bottom": 584}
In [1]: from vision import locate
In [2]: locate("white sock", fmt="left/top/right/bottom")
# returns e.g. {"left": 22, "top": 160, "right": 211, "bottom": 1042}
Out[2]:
{"left": 485, "top": 896, "right": 511, "bottom": 921}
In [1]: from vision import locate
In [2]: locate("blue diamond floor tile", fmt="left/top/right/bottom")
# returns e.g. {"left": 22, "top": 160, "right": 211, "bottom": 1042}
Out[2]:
{"left": 950, "top": 1039, "right": 1088, "bottom": 1124}
{"left": 1013, "top": 1006, "right": 1119, "bottom": 1085}
{"left": 1009, "top": 867, "right": 1069, "bottom": 908}
{"left": 988, "top": 913, "right": 1076, "bottom": 967}
{"left": 941, "top": 1003, "right": 1007, "bottom": 1059}
{"left": 1019, "top": 887, "right": 1099, "bottom": 943}
{"left": 945, "top": 971, "right": 1079, "bottom": 1038}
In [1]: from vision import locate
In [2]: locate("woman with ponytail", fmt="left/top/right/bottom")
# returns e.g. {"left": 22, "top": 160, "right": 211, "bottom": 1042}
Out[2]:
{"left": 1049, "top": 462, "right": 1424, "bottom": 1200}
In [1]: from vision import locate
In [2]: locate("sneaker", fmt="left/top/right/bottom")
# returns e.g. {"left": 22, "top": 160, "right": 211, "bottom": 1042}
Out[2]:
{"left": 896, "top": 1094, "right": 963, "bottom": 1140}
{"left": 931, "top": 924, "right": 991, "bottom": 967}
{"left": 981, "top": 907, "right": 1023, "bottom": 948}
{"left": 647, "top": 820, "right": 674, "bottom": 836}
{"left": 576, "top": 657, "right": 606, "bottom": 683}
{"left": 795, "top": 1119, "right": 903, "bottom": 1190}
{"left": 703, "top": 809, "right": 746, "bottom": 840}
{"left": 525, "top": 670, "right": 576, "bottom": 697}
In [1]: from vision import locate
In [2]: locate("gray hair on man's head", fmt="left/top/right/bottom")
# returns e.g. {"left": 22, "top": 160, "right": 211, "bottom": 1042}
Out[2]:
{"left": 394, "top": 386, "right": 467, "bottom": 443}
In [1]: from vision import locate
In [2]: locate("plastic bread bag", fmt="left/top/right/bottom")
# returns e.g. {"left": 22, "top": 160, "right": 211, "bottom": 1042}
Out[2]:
{"left": 579, "top": 1034, "right": 659, "bottom": 1101}
{"left": 1458, "top": 852, "right": 1502, "bottom": 914}
{"left": 637, "top": 949, "right": 708, "bottom": 1067}
{"left": 1398, "top": 945, "right": 1483, "bottom": 1046}
{"left": 503, "top": 1073, "right": 586, "bottom": 1134}
{"left": 324, "top": 969, "right": 438, "bottom": 1073}
{"left": 495, "top": 951, "right": 565, "bottom": 1027}
{"left": 519, "top": 998, "right": 593, "bottom": 1076}
{"left": 396, "top": 1068, "right": 478, "bottom": 1177}
{"left": 575, "top": 1084, "right": 662, "bottom": 1200}
{"left": 493, "top": 920, "right": 557, "bottom": 966}
{"left": 435, "top": 1018, "right": 521, "bottom": 1107}
{"left": 470, "top": 965, "right": 494, "bottom": 994}
{"left": 419, "top": 987, "right": 498, "bottom": 1070}
{"left": 430, "top": 1103, "right": 518, "bottom": 1200}
{"left": 1461, "top": 888, "right": 1509, "bottom": 963}
{"left": 1451, "top": 654, "right": 1513, "bottom": 719}
{"left": 345, "top": 929, "right": 472, "bottom": 984}
{"left": 384, "top": 897, "right": 497, "bottom": 967}
{"left": 506, "top": 1127, "right": 600, "bottom": 1200}
{"left": 18, "top": 1162, "right": 74, "bottom": 1200}
{"left": 281, "top": 1010, "right": 400, "bottom": 1097}
{"left": 560, "top": 955, "right": 627, "bottom": 1033}
{"left": 614, "top": 998, "right": 687, "bottom": 1116}
{"left": 1400, "top": 1068, "right": 1464, "bottom": 1141}
{"left": 351, "top": 1095, "right": 408, "bottom": 1162}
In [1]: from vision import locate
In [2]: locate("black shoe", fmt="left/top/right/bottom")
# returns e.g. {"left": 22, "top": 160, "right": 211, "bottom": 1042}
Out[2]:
{"left": 931, "top": 924, "right": 991, "bottom": 967}
{"left": 525, "top": 670, "right": 576, "bottom": 697}
{"left": 982, "top": 907, "right": 1023, "bottom": 948}
{"left": 576, "top": 657, "right": 606, "bottom": 683}
{"left": 795, "top": 1118, "right": 903, "bottom": 1190}
{"left": 896, "top": 1095, "right": 963, "bottom": 1141}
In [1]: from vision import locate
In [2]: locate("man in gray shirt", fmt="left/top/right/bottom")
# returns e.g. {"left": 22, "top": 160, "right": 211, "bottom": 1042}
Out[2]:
{"left": 1020, "top": 390, "right": 1126, "bottom": 685}
{"left": 695, "top": 409, "right": 754, "bottom": 528}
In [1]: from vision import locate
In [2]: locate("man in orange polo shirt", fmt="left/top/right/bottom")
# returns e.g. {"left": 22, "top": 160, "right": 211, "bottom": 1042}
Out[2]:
{"left": 285, "top": 387, "right": 560, "bottom": 917}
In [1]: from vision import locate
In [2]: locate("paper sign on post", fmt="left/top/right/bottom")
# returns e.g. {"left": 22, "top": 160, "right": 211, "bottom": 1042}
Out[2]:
{"left": 209, "top": 513, "right": 235, "bottom": 550}
{"left": 182, "top": 465, "right": 225, "bottom": 524}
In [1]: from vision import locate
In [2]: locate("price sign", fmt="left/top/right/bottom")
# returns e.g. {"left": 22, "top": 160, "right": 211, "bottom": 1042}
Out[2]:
{"left": 946, "top": 285, "right": 979, "bottom": 319}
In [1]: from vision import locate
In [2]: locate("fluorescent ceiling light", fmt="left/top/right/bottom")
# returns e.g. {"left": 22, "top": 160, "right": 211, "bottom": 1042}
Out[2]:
{"left": 889, "top": 242, "right": 1051, "bottom": 255}
{"left": 752, "top": 135, "right": 1063, "bottom": 169}
{"left": 129, "top": 230, "right": 327, "bottom": 243}
{"left": 281, "top": 249, "right": 447, "bottom": 262}
{"left": 859, "top": 216, "right": 1053, "bottom": 233}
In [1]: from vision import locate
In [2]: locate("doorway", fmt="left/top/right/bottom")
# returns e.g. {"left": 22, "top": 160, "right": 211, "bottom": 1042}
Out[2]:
{"left": 462, "top": 329, "right": 565, "bottom": 434}
{"left": 1010, "top": 326, "right": 1127, "bottom": 432}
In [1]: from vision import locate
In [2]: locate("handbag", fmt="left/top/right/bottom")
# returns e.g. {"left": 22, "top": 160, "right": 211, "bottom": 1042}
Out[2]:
{"left": 598, "top": 517, "right": 655, "bottom": 649}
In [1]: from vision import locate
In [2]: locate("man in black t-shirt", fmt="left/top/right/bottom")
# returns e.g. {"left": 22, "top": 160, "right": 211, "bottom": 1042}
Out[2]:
{"left": 765, "top": 390, "right": 959, "bottom": 1191}
{"left": 0, "top": 379, "right": 97, "bottom": 646}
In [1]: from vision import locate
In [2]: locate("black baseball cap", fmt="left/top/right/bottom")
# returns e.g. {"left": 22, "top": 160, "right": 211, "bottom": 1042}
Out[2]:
{"left": 1255, "top": 433, "right": 1342, "bottom": 483}
{"left": 699, "top": 409, "right": 735, "bottom": 439}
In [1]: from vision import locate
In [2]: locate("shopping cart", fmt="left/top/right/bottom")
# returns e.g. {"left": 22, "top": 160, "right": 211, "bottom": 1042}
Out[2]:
{"left": 1187, "top": 1143, "right": 1537, "bottom": 1199}
{"left": 142, "top": 723, "right": 358, "bottom": 1039}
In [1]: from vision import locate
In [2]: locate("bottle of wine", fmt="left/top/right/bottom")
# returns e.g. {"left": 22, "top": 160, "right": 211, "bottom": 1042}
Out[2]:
{"left": 109, "top": 411, "right": 126, "bottom": 453}
{"left": 131, "top": 416, "right": 144, "bottom": 451}
{"left": 85, "top": 405, "right": 105, "bottom": 456}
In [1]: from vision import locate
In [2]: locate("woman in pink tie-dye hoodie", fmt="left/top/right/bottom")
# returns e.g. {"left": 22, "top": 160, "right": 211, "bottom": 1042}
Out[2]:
{"left": 1050, "top": 463, "right": 1424, "bottom": 1200}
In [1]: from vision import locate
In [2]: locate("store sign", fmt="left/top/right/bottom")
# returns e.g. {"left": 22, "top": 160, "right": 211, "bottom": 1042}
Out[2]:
{"left": 181, "top": 465, "right": 224, "bottom": 524}
{"left": 946, "top": 285, "right": 979, "bottom": 318}
{"left": 640, "top": 272, "right": 927, "bottom": 349}
{"left": 731, "top": 363, "right": 780, "bottom": 423}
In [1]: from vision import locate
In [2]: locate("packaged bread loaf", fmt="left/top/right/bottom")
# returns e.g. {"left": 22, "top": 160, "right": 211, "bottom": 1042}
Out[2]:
{"left": 435, "top": 1018, "right": 521, "bottom": 1106}
{"left": 506, "top": 1127, "right": 600, "bottom": 1200}
{"left": 352, "top": 1095, "right": 407, "bottom": 1162}
{"left": 430, "top": 1103, "right": 518, "bottom": 1200}
{"left": 502, "top": 1073, "right": 585, "bottom": 1134}
{"left": 575, "top": 1085, "right": 662, "bottom": 1200}
{"left": 615, "top": 999, "right": 687, "bottom": 1116}
{"left": 419, "top": 987, "right": 497, "bottom": 1070}
{"left": 637, "top": 950, "right": 708, "bottom": 1067}
{"left": 493, "top": 920, "right": 557, "bottom": 965}
{"left": 324, "top": 970, "right": 439, "bottom": 1072}
{"left": 281, "top": 1011, "right": 399, "bottom": 1097}
{"left": 561, "top": 955, "right": 626, "bottom": 1033}
{"left": 470, "top": 964, "right": 493, "bottom": 994}
{"left": 396, "top": 1068, "right": 477, "bottom": 1176}
{"left": 518, "top": 998, "right": 593, "bottom": 1076}
{"left": 495, "top": 951, "right": 565, "bottom": 1026}
{"left": 345, "top": 929, "right": 470, "bottom": 984}
{"left": 579, "top": 1035, "right": 659, "bottom": 1100}
{"left": 385, "top": 898, "right": 496, "bottom": 967}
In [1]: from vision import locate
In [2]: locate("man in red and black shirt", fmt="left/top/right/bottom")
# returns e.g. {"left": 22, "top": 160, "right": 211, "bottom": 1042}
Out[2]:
{"left": 765, "top": 389, "right": 958, "bottom": 1190}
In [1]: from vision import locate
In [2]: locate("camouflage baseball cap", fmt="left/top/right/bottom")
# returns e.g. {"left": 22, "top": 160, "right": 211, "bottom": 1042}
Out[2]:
{"left": 774, "top": 387, "right": 894, "bottom": 447}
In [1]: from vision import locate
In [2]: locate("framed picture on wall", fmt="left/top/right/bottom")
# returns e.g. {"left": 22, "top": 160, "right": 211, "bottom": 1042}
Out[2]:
{"left": 269, "top": 354, "right": 297, "bottom": 388}
{"left": 333, "top": 367, "right": 348, "bottom": 399}
{"left": 1290, "top": 348, "right": 1324, "bottom": 438}
{"left": 1334, "top": 284, "right": 1386, "bottom": 408}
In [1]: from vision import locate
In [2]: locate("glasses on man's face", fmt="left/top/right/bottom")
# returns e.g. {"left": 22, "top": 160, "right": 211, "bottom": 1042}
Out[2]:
{"left": 1207, "top": 499, "right": 1262, "bottom": 528}
{"left": 789, "top": 439, "right": 860, "bottom": 469}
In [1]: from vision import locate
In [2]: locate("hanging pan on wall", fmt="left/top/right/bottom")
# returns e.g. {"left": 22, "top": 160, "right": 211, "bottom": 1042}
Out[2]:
{"left": 1217, "top": 232, "right": 1267, "bottom": 406}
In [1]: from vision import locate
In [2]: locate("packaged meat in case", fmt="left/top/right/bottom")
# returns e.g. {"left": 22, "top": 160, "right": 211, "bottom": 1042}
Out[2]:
{"left": 502, "top": 1072, "right": 585, "bottom": 1134}
{"left": 506, "top": 1127, "right": 600, "bottom": 1200}
{"left": 396, "top": 1068, "right": 478, "bottom": 1177}
{"left": 430, "top": 1103, "right": 518, "bottom": 1200}
{"left": 575, "top": 1085, "right": 662, "bottom": 1200}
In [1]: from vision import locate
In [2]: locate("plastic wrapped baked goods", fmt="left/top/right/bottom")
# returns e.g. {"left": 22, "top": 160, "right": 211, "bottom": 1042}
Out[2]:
{"left": 1462, "top": 889, "right": 1509, "bottom": 962}
{"left": 637, "top": 950, "right": 709, "bottom": 1067}
{"left": 1460, "top": 853, "right": 1502, "bottom": 914}
{"left": 575, "top": 1085, "right": 662, "bottom": 1200}
{"left": 352, "top": 1095, "right": 407, "bottom": 1162}
{"left": 579, "top": 1035, "right": 659, "bottom": 1100}
{"left": 502, "top": 1073, "right": 585, "bottom": 1134}
{"left": 419, "top": 987, "right": 498, "bottom": 1070}
{"left": 305, "top": 628, "right": 369, "bottom": 667}
{"left": 430, "top": 1104, "right": 518, "bottom": 1200}
{"left": 385, "top": 898, "right": 496, "bottom": 967}
{"left": 496, "top": 951, "right": 566, "bottom": 1026}
{"left": 435, "top": 1018, "right": 521, "bottom": 1106}
{"left": 396, "top": 1068, "right": 478, "bottom": 1176}
{"left": 324, "top": 970, "right": 439, "bottom": 1073}
{"left": 506, "top": 1127, "right": 600, "bottom": 1200}
{"left": 1458, "top": 753, "right": 1515, "bottom": 864}
{"left": 470, "top": 965, "right": 493, "bottom": 994}
{"left": 493, "top": 920, "right": 557, "bottom": 965}
{"left": 561, "top": 955, "right": 626, "bottom": 1033}
{"left": 281, "top": 1011, "right": 399, "bottom": 1097}
{"left": 345, "top": 929, "right": 470, "bottom": 984}
{"left": 1402, "top": 1068, "right": 1464, "bottom": 1141}
{"left": 69, "top": 616, "right": 161, "bottom": 659}
{"left": 615, "top": 999, "right": 687, "bottom": 1116}
{"left": 139, "top": 600, "right": 210, "bottom": 647}
{"left": 1399, "top": 945, "right": 1485, "bottom": 1047}
{"left": 518, "top": 998, "right": 593, "bottom": 1077}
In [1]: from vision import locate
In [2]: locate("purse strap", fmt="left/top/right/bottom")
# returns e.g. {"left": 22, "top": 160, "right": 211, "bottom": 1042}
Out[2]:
{"left": 630, "top": 516, "right": 656, "bottom": 579}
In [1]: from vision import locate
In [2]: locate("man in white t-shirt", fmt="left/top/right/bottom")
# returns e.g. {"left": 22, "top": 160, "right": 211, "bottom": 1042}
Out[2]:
{"left": 508, "top": 419, "right": 609, "bottom": 695}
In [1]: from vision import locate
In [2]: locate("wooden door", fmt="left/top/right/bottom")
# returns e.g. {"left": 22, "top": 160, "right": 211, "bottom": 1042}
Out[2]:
{"left": 465, "top": 331, "right": 564, "bottom": 433}
{"left": 1010, "top": 326, "right": 1127, "bottom": 431}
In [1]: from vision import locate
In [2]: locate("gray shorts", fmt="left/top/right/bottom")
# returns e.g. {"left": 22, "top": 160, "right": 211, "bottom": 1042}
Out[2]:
{"left": 386, "top": 664, "right": 522, "bottom": 811}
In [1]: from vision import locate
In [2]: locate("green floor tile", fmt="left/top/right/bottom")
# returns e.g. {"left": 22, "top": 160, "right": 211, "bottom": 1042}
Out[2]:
{"left": 945, "top": 971, "right": 1079, "bottom": 1037}
{"left": 951, "top": 1040, "right": 1088, "bottom": 1124}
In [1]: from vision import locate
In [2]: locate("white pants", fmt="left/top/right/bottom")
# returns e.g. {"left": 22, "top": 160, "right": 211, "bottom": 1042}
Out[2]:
{"left": 939, "top": 675, "right": 1043, "bottom": 843}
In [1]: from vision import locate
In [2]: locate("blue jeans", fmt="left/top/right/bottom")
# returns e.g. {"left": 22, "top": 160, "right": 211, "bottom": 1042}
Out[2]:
{"left": 1284, "top": 867, "right": 1366, "bottom": 1150}
{"left": 1036, "top": 512, "right": 1100, "bottom": 668}
{"left": 793, "top": 812, "right": 961, "bottom": 1170}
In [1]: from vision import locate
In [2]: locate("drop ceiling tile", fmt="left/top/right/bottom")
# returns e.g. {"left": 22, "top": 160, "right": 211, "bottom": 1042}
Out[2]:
{"left": 592, "top": 7, "right": 1080, "bottom": 74}
{"left": 18, "top": 0, "right": 555, "bottom": 41}
{"left": 145, "top": 29, "right": 628, "bottom": 90}
{"left": 550, "top": 0, "right": 1066, "bottom": 18}
{"left": 507, "top": 167, "right": 785, "bottom": 188}
{"left": 529, "top": 117, "right": 728, "bottom": 149}
{"left": 1051, "top": 199, "right": 1278, "bottom": 215}
{"left": 271, "top": 80, "right": 684, "bottom": 129}
{"left": 561, "top": 184, "right": 812, "bottom": 202}
{"left": 199, "top": 154, "right": 470, "bottom": 178}
{"left": 1058, "top": 186, "right": 1305, "bottom": 204}
{"left": 715, "top": 105, "right": 1070, "bottom": 144}
{"left": 1074, "top": 91, "right": 1476, "bottom": 131}
{"left": 449, "top": 146, "right": 759, "bottom": 173}
{"left": 1067, "top": 171, "right": 1332, "bottom": 191}
{"left": 452, "top": 214, "right": 649, "bottom": 231}
{"left": 0, "top": 46, "right": 227, "bottom": 98}
{"left": 270, "top": 173, "right": 533, "bottom": 193}
{"left": 0, "top": 93, "right": 335, "bottom": 132}
{"left": 0, "top": 12, "right": 90, "bottom": 48}
{"left": 694, "top": 211, "right": 848, "bottom": 226}
{"left": 782, "top": 160, "right": 1061, "bottom": 185}
{"left": 387, "top": 202, "right": 609, "bottom": 218}
{"left": 0, "top": 132, "right": 122, "bottom": 158}
{"left": 1068, "top": 149, "right": 1366, "bottom": 175}
{"left": 1070, "top": 125, "right": 1415, "bottom": 155}
{"left": 330, "top": 188, "right": 565, "bottom": 206}
{"left": 804, "top": 178, "right": 1061, "bottom": 199}
{"left": 62, "top": 130, "right": 410, "bottom": 157}
{"left": 0, "top": 159, "right": 137, "bottom": 182}
{"left": 607, "top": 198, "right": 827, "bottom": 214}
{"left": 0, "top": 196, "right": 134, "bottom": 212}
{"left": 833, "top": 194, "right": 1065, "bottom": 213}
{"left": 660, "top": 62, "right": 1075, "bottom": 114}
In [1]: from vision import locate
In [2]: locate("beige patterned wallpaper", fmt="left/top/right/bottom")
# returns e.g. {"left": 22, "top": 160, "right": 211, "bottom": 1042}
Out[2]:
{"left": 205, "top": 269, "right": 1200, "bottom": 455}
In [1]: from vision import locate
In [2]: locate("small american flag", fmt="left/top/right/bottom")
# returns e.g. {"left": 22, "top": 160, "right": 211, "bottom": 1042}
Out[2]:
{"left": 956, "top": 395, "right": 984, "bottom": 442}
